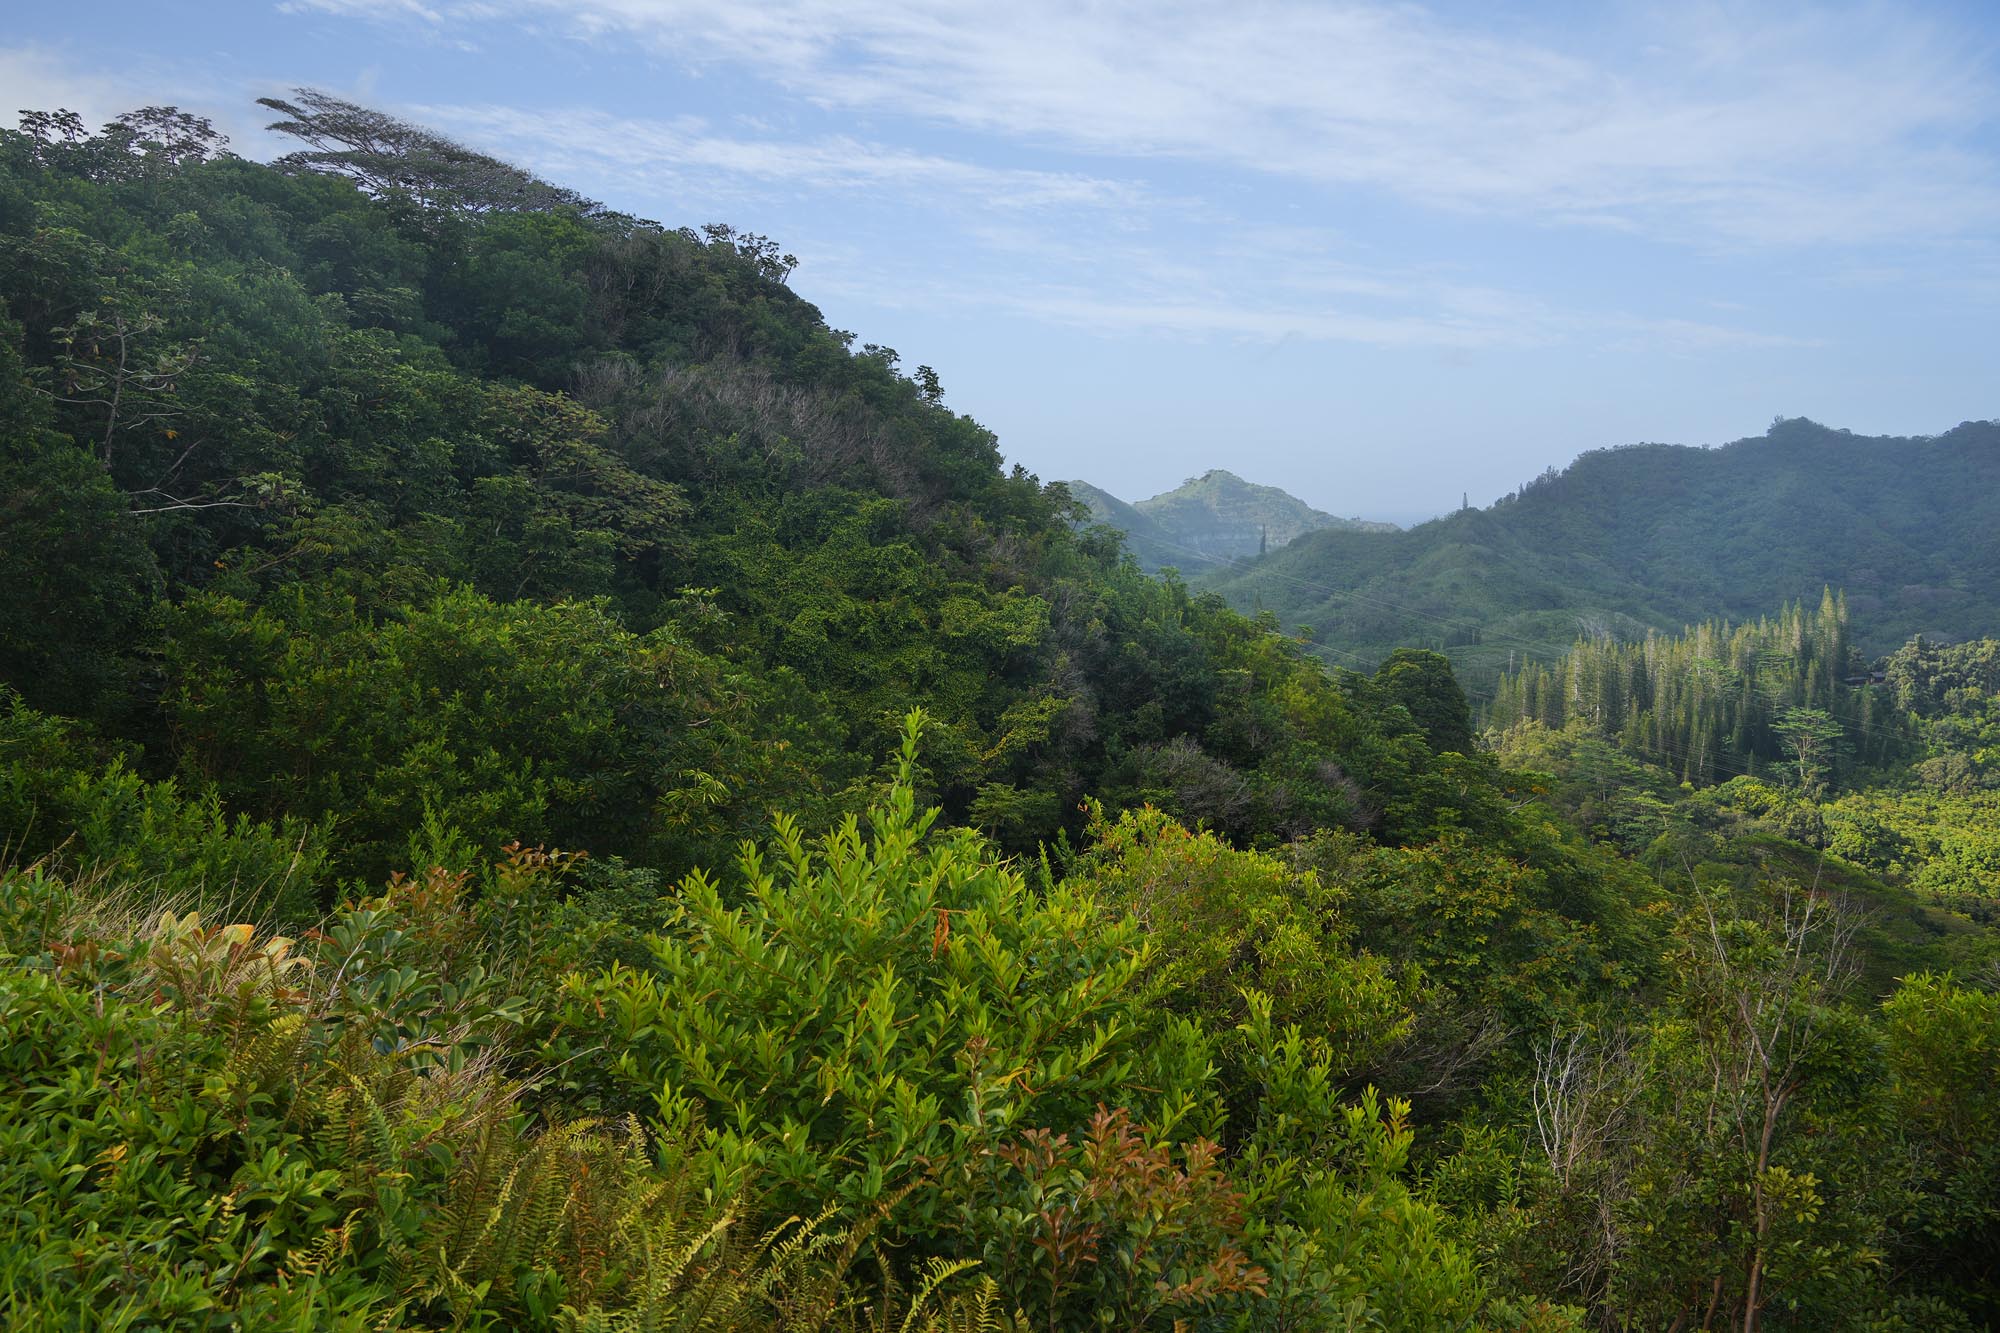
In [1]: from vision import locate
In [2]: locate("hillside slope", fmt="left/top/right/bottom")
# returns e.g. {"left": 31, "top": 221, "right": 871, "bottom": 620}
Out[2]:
{"left": 0, "top": 95, "right": 1498, "bottom": 877}
{"left": 1204, "top": 417, "right": 2000, "bottom": 686}
{"left": 1061, "top": 478, "right": 1183, "bottom": 570}
{"left": 1067, "top": 468, "right": 1394, "bottom": 572}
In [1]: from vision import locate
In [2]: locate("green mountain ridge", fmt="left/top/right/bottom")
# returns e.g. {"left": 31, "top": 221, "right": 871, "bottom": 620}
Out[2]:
{"left": 1065, "top": 468, "right": 1395, "bottom": 572}
{"left": 1203, "top": 417, "right": 2000, "bottom": 688}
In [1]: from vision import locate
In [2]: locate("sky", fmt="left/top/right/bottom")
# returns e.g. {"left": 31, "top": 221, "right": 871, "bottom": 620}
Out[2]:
{"left": 7, "top": 1, "right": 1999, "bottom": 524}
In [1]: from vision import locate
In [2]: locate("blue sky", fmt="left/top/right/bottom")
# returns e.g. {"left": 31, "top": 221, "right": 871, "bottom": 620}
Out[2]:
{"left": 8, "top": 1, "right": 1999, "bottom": 523}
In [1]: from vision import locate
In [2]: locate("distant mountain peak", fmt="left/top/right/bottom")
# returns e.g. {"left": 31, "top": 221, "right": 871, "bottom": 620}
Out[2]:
{"left": 1065, "top": 471, "right": 1396, "bottom": 573}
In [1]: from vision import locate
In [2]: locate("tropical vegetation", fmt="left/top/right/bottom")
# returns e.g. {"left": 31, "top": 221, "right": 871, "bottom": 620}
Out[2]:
{"left": 1, "top": 98, "right": 1996, "bottom": 1330}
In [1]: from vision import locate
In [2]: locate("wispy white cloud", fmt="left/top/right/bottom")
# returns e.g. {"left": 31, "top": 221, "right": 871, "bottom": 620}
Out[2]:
{"left": 398, "top": 92, "right": 1811, "bottom": 355}
{"left": 7, "top": 14, "right": 1833, "bottom": 359}
{"left": 2, "top": 44, "right": 274, "bottom": 150}
{"left": 290, "top": 0, "right": 2000, "bottom": 248}
{"left": 1, "top": 45, "right": 145, "bottom": 128}
{"left": 279, "top": 0, "right": 442, "bottom": 23}
{"left": 979, "top": 287, "right": 1538, "bottom": 350}
{"left": 272, "top": 0, "right": 1995, "bottom": 362}
{"left": 800, "top": 215, "right": 1811, "bottom": 354}
{"left": 419, "top": 102, "right": 1152, "bottom": 211}
{"left": 981, "top": 283, "right": 1815, "bottom": 353}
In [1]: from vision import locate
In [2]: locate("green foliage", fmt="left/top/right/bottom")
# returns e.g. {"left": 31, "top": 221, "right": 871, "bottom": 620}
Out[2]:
{"left": 0, "top": 329, "right": 161, "bottom": 719}
{"left": 0, "top": 853, "right": 996, "bottom": 1331}
{"left": 1490, "top": 623, "right": 2000, "bottom": 947}
{"left": 970, "top": 1105, "right": 1267, "bottom": 1323}
{"left": 1821, "top": 787, "right": 2000, "bottom": 923}
{"left": 1877, "top": 975, "right": 2000, "bottom": 1322}
{"left": 1065, "top": 805, "right": 1417, "bottom": 1079}
{"left": 1225, "top": 998, "right": 1499, "bottom": 1329}
{"left": 1444, "top": 886, "right": 1982, "bottom": 1332}
{"left": 1, "top": 692, "right": 330, "bottom": 921}
{"left": 554, "top": 714, "right": 1169, "bottom": 1235}
{"left": 1376, "top": 648, "right": 1476, "bottom": 757}
{"left": 1486, "top": 592, "right": 1889, "bottom": 786}
{"left": 161, "top": 581, "right": 777, "bottom": 885}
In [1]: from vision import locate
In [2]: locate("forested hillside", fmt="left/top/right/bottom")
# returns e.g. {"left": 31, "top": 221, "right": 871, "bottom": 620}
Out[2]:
{"left": 1490, "top": 617, "right": 2000, "bottom": 930}
{"left": 1484, "top": 592, "right": 1911, "bottom": 787}
{"left": 1, "top": 97, "right": 1467, "bottom": 873}
{"left": 1066, "top": 469, "right": 1394, "bottom": 573}
{"left": 1205, "top": 417, "right": 2000, "bottom": 684}
{"left": 2, "top": 100, "right": 1997, "bottom": 1332}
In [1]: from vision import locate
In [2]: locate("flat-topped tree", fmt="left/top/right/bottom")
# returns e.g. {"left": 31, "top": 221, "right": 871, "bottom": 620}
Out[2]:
{"left": 258, "top": 88, "right": 597, "bottom": 216}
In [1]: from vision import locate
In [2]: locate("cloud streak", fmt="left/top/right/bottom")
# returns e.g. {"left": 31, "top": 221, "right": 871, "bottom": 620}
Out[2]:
{"left": 1, "top": 45, "right": 155, "bottom": 128}
{"left": 420, "top": 102, "right": 1152, "bottom": 211}
{"left": 403, "top": 96, "right": 1817, "bottom": 356}
{"left": 296, "top": 0, "right": 2000, "bottom": 248}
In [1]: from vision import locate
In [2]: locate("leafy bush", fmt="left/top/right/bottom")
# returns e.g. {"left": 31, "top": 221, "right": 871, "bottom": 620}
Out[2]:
{"left": 1, "top": 692, "right": 330, "bottom": 921}
{"left": 0, "top": 856, "right": 997, "bottom": 1330}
